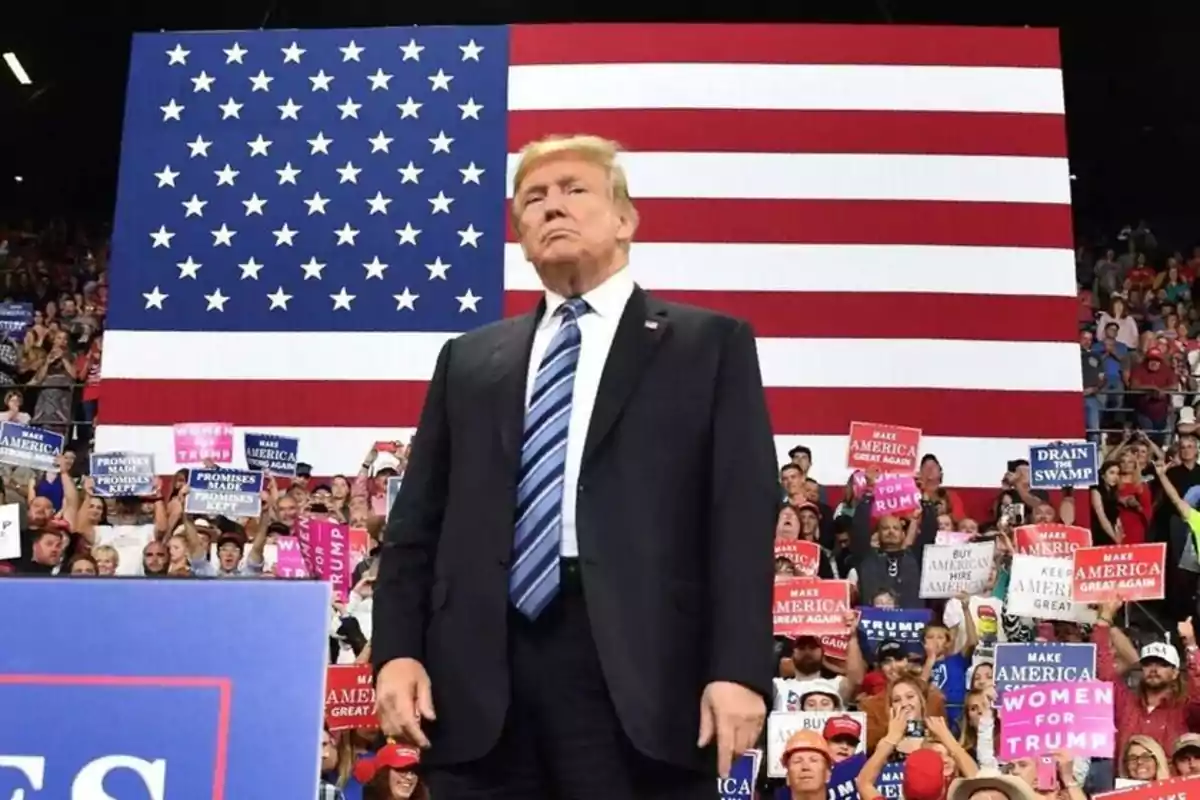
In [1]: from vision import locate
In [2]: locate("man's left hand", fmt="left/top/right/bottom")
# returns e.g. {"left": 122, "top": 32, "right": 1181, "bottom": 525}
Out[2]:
{"left": 696, "top": 681, "right": 765, "bottom": 778}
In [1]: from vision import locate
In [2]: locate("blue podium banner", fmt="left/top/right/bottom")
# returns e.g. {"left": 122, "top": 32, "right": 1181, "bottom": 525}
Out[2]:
{"left": 0, "top": 578, "right": 330, "bottom": 799}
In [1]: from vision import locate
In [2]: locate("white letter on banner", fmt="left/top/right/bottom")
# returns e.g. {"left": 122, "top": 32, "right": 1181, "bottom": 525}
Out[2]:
{"left": 0, "top": 755, "right": 46, "bottom": 799}
{"left": 71, "top": 755, "right": 167, "bottom": 800}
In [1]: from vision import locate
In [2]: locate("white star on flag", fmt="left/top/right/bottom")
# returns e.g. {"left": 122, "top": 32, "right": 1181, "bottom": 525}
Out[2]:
{"left": 368, "top": 131, "right": 393, "bottom": 153}
{"left": 223, "top": 42, "right": 248, "bottom": 64}
{"left": 166, "top": 45, "right": 190, "bottom": 65}
{"left": 400, "top": 39, "right": 424, "bottom": 61}
{"left": 191, "top": 71, "right": 215, "bottom": 92}
{"left": 155, "top": 165, "right": 180, "bottom": 187}
{"left": 456, "top": 289, "right": 481, "bottom": 312}
{"left": 398, "top": 162, "right": 423, "bottom": 184}
{"left": 457, "top": 224, "right": 482, "bottom": 247}
{"left": 243, "top": 193, "right": 268, "bottom": 215}
{"left": 425, "top": 257, "right": 451, "bottom": 280}
{"left": 160, "top": 99, "right": 184, "bottom": 121}
{"left": 367, "top": 69, "right": 392, "bottom": 90}
{"left": 214, "top": 164, "right": 239, "bottom": 186}
{"left": 428, "top": 69, "right": 453, "bottom": 91}
{"left": 428, "top": 191, "right": 454, "bottom": 214}
{"left": 176, "top": 256, "right": 202, "bottom": 278}
{"left": 182, "top": 195, "right": 207, "bottom": 217}
{"left": 397, "top": 97, "right": 422, "bottom": 119}
{"left": 300, "top": 257, "right": 326, "bottom": 280}
{"left": 337, "top": 97, "right": 362, "bottom": 119}
{"left": 429, "top": 131, "right": 454, "bottom": 154}
{"left": 276, "top": 163, "right": 301, "bottom": 185}
{"left": 239, "top": 258, "right": 264, "bottom": 279}
{"left": 187, "top": 135, "right": 212, "bottom": 158}
{"left": 211, "top": 224, "right": 236, "bottom": 246}
{"left": 272, "top": 223, "right": 297, "bottom": 246}
{"left": 267, "top": 287, "right": 292, "bottom": 310}
{"left": 219, "top": 98, "right": 243, "bottom": 118}
{"left": 366, "top": 192, "right": 391, "bottom": 215}
{"left": 309, "top": 70, "right": 334, "bottom": 91}
{"left": 459, "top": 162, "right": 484, "bottom": 184}
{"left": 282, "top": 42, "right": 306, "bottom": 63}
{"left": 340, "top": 41, "right": 365, "bottom": 62}
{"left": 335, "top": 223, "right": 360, "bottom": 246}
{"left": 394, "top": 287, "right": 419, "bottom": 310}
{"left": 459, "top": 40, "right": 484, "bottom": 60}
{"left": 247, "top": 135, "right": 272, "bottom": 157}
{"left": 150, "top": 225, "right": 175, "bottom": 248}
{"left": 305, "top": 192, "right": 330, "bottom": 215}
{"left": 205, "top": 288, "right": 230, "bottom": 311}
{"left": 307, "top": 132, "right": 333, "bottom": 155}
{"left": 249, "top": 70, "right": 273, "bottom": 91}
{"left": 363, "top": 256, "right": 388, "bottom": 279}
{"left": 458, "top": 98, "right": 483, "bottom": 120}
{"left": 143, "top": 286, "right": 169, "bottom": 308}
{"left": 336, "top": 162, "right": 361, "bottom": 184}
{"left": 395, "top": 223, "right": 421, "bottom": 245}
{"left": 330, "top": 287, "right": 356, "bottom": 310}
{"left": 278, "top": 98, "right": 303, "bottom": 120}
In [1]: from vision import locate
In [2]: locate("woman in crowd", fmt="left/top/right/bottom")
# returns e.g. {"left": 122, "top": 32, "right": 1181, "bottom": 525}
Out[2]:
{"left": 356, "top": 742, "right": 428, "bottom": 800}
{"left": 1089, "top": 459, "right": 1122, "bottom": 544}
{"left": 1120, "top": 736, "right": 1171, "bottom": 782}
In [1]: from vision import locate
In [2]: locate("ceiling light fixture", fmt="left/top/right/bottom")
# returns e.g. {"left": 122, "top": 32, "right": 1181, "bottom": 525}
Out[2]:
{"left": 3, "top": 53, "right": 31, "bottom": 85}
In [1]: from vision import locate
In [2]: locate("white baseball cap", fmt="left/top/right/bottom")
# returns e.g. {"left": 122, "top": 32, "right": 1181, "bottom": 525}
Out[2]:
{"left": 1140, "top": 641, "right": 1181, "bottom": 669}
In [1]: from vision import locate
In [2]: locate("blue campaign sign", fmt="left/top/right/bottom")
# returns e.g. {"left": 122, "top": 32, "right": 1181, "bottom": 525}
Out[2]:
{"left": 90, "top": 451, "right": 156, "bottom": 497}
{"left": 718, "top": 750, "right": 760, "bottom": 798}
{"left": 994, "top": 642, "right": 1096, "bottom": 695}
{"left": 1029, "top": 442, "right": 1097, "bottom": 489}
{"left": 858, "top": 607, "right": 932, "bottom": 660}
{"left": 0, "top": 421, "right": 63, "bottom": 471}
{"left": 243, "top": 433, "right": 299, "bottom": 476}
{"left": 185, "top": 468, "right": 265, "bottom": 518}
{"left": 0, "top": 302, "right": 32, "bottom": 340}
{"left": 826, "top": 752, "right": 867, "bottom": 800}
{"left": 0, "top": 578, "right": 329, "bottom": 798}
{"left": 876, "top": 761, "right": 905, "bottom": 800}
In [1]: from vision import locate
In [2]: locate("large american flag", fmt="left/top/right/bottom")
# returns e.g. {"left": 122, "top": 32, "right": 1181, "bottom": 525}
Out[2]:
{"left": 99, "top": 24, "right": 1080, "bottom": 494}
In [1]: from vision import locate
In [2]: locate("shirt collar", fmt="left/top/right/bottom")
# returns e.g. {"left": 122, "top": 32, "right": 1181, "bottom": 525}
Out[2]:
{"left": 539, "top": 267, "right": 634, "bottom": 329}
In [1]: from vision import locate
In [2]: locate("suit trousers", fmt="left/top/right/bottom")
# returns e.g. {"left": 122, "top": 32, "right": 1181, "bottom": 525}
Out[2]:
{"left": 424, "top": 559, "right": 712, "bottom": 800}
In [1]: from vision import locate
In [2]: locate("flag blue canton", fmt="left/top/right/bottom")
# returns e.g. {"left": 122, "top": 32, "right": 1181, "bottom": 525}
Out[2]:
{"left": 107, "top": 27, "right": 510, "bottom": 333}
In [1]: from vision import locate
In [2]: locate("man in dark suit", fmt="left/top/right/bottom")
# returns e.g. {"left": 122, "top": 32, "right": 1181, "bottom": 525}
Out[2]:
{"left": 373, "top": 134, "right": 779, "bottom": 799}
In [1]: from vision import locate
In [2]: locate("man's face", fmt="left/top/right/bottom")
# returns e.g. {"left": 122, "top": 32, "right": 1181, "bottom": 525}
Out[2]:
{"left": 780, "top": 467, "right": 803, "bottom": 495}
{"left": 881, "top": 656, "right": 908, "bottom": 682}
{"left": 785, "top": 751, "right": 829, "bottom": 793}
{"left": 1175, "top": 751, "right": 1200, "bottom": 777}
{"left": 802, "top": 479, "right": 819, "bottom": 503}
{"left": 1141, "top": 658, "right": 1178, "bottom": 688}
{"left": 1181, "top": 436, "right": 1198, "bottom": 462}
{"left": 791, "top": 640, "right": 823, "bottom": 673}
{"left": 515, "top": 153, "right": 634, "bottom": 272}
{"left": 876, "top": 516, "right": 904, "bottom": 548}
{"left": 143, "top": 543, "right": 167, "bottom": 573}
{"left": 218, "top": 542, "right": 241, "bottom": 570}
{"left": 27, "top": 497, "right": 53, "bottom": 528}
{"left": 31, "top": 531, "right": 63, "bottom": 565}
{"left": 1032, "top": 503, "right": 1056, "bottom": 524}
{"left": 276, "top": 496, "right": 298, "bottom": 525}
{"left": 792, "top": 452, "right": 811, "bottom": 472}
{"left": 1081, "top": 331, "right": 1094, "bottom": 349}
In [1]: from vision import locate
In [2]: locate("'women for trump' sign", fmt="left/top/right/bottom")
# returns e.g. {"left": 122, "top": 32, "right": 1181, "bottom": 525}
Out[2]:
{"left": 999, "top": 680, "right": 1115, "bottom": 760}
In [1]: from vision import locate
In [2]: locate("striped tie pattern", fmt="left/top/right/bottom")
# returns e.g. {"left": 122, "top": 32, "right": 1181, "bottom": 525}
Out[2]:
{"left": 509, "top": 297, "right": 590, "bottom": 619}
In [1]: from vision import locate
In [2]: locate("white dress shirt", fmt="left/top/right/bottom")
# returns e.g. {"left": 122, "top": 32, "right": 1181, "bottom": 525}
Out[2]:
{"left": 524, "top": 267, "right": 635, "bottom": 557}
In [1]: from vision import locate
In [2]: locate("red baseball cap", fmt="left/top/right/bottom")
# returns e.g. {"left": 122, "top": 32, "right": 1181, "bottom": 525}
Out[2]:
{"left": 352, "top": 742, "right": 420, "bottom": 784}
{"left": 904, "top": 748, "right": 948, "bottom": 800}
{"left": 822, "top": 715, "right": 862, "bottom": 743}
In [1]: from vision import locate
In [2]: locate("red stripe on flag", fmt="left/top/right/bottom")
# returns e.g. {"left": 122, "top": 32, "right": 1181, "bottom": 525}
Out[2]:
{"left": 504, "top": 291, "right": 1079, "bottom": 342}
{"left": 505, "top": 199, "right": 1074, "bottom": 248}
{"left": 510, "top": 24, "right": 1062, "bottom": 68}
{"left": 101, "top": 382, "right": 1077, "bottom": 440}
{"left": 508, "top": 109, "right": 1068, "bottom": 157}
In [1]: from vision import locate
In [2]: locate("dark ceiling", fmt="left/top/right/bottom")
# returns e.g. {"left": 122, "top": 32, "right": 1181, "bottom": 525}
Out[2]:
{"left": 0, "top": 1, "right": 1194, "bottom": 246}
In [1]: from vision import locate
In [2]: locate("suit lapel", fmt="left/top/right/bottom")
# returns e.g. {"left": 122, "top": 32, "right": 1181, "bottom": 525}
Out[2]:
{"left": 489, "top": 302, "right": 543, "bottom": 469}
{"left": 582, "top": 286, "right": 668, "bottom": 465}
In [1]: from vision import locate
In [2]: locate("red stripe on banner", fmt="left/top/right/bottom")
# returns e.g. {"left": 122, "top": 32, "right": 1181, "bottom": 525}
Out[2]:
{"left": 504, "top": 291, "right": 1078, "bottom": 342}
{"left": 509, "top": 24, "right": 1062, "bottom": 68}
{"left": 101, "top": 381, "right": 1079, "bottom": 440}
{"left": 508, "top": 109, "right": 1068, "bottom": 157}
{"left": 504, "top": 199, "right": 1074, "bottom": 248}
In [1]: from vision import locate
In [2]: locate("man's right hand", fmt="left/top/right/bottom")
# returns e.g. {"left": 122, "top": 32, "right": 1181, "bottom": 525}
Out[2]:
{"left": 376, "top": 657, "right": 437, "bottom": 748}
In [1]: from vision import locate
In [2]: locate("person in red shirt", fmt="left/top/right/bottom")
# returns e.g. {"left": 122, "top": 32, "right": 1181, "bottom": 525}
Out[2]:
{"left": 1094, "top": 600, "right": 1200, "bottom": 755}
{"left": 1130, "top": 348, "right": 1180, "bottom": 439}
{"left": 1129, "top": 253, "right": 1156, "bottom": 290}
{"left": 1115, "top": 448, "right": 1154, "bottom": 545}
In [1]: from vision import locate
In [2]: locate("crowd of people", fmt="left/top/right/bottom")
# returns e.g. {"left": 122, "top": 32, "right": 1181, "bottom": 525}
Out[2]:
{"left": 5, "top": 221, "right": 1200, "bottom": 800}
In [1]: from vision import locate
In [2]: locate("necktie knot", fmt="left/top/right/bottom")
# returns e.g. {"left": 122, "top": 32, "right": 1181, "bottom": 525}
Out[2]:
{"left": 559, "top": 297, "right": 590, "bottom": 321}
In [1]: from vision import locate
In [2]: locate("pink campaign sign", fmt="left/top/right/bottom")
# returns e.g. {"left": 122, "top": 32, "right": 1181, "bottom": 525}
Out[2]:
{"left": 870, "top": 474, "right": 921, "bottom": 519}
{"left": 999, "top": 680, "right": 1115, "bottom": 760}
{"left": 173, "top": 422, "right": 234, "bottom": 465}
{"left": 296, "top": 517, "right": 352, "bottom": 602}
{"left": 275, "top": 536, "right": 309, "bottom": 578}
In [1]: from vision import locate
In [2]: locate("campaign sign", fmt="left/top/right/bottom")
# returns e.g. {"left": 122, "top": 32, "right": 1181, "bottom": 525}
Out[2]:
{"left": 0, "top": 421, "right": 62, "bottom": 471}
{"left": 185, "top": 468, "right": 264, "bottom": 518}
{"left": 1072, "top": 543, "right": 1167, "bottom": 603}
{"left": 772, "top": 578, "right": 851, "bottom": 638}
{"left": 1029, "top": 441, "right": 1097, "bottom": 489}
{"left": 767, "top": 711, "right": 868, "bottom": 778}
{"left": 846, "top": 421, "right": 921, "bottom": 474}
{"left": 0, "top": 301, "right": 32, "bottom": 339}
{"left": 827, "top": 752, "right": 867, "bottom": 800}
{"left": 173, "top": 422, "right": 234, "bottom": 465}
{"left": 325, "top": 665, "right": 378, "bottom": 732}
{"left": 0, "top": 578, "right": 329, "bottom": 799}
{"left": 993, "top": 642, "right": 1096, "bottom": 695}
{"left": 91, "top": 451, "right": 156, "bottom": 497}
{"left": 876, "top": 761, "right": 904, "bottom": 800}
{"left": 999, "top": 680, "right": 1115, "bottom": 760}
{"left": 243, "top": 433, "right": 299, "bottom": 476}
{"left": 1014, "top": 524, "right": 1092, "bottom": 558}
{"left": 870, "top": 474, "right": 921, "bottom": 520}
{"left": 775, "top": 538, "right": 820, "bottom": 578}
{"left": 858, "top": 607, "right": 932, "bottom": 660}
{"left": 1095, "top": 776, "right": 1200, "bottom": 800}
{"left": 717, "top": 749, "right": 760, "bottom": 799}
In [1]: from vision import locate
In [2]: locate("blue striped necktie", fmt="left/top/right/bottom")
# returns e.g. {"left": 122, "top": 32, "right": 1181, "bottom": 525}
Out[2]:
{"left": 509, "top": 297, "right": 590, "bottom": 619}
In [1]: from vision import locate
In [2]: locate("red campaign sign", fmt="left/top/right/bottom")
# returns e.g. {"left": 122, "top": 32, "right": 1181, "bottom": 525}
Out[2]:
{"left": 846, "top": 421, "right": 922, "bottom": 474}
{"left": 1096, "top": 775, "right": 1200, "bottom": 800}
{"left": 772, "top": 578, "right": 851, "bottom": 638}
{"left": 774, "top": 539, "right": 821, "bottom": 578}
{"left": 1014, "top": 523, "right": 1092, "bottom": 558}
{"left": 324, "top": 665, "right": 379, "bottom": 732}
{"left": 820, "top": 633, "right": 851, "bottom": 660}
{"left": 1071, "top": 543, "right": 1167, "bottom": 604}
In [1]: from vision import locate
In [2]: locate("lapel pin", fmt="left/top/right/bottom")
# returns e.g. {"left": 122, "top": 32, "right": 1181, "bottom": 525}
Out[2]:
{"left": 644, "top": 320, "right": 659, "bottom": 330}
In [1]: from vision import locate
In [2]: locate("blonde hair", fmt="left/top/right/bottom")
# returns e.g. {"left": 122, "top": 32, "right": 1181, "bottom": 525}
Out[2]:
{"left": 91, "top": 544, "right": 119, "bottom": 569}
{"left": 509, "top": 134, "right": 639, "bottom": 248}
{"left": 1121, "top": 735, "right": 1170, "bottom": 780}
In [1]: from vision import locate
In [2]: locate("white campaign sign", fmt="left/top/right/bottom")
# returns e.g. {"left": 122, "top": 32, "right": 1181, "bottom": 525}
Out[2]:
{"left": 919, "top": 542, "right": 995, "bottom": 598}
{"left": 765, "top": 711, "right": 867, "bottom": 779}
{"left": 0, "top": 503, "right": 20, "bottom": 560}
{"left": 1007, "top": 554, "right": 1096, "bottom": 624}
